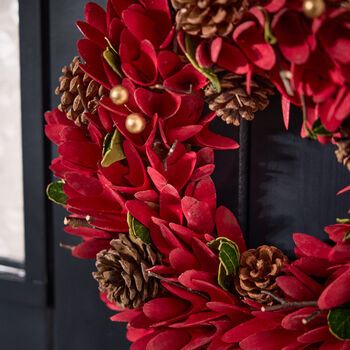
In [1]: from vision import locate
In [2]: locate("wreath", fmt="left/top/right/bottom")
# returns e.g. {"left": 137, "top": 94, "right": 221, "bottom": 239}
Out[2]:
{"left": 45, "top": 0, "right": 350, "bottom": 348}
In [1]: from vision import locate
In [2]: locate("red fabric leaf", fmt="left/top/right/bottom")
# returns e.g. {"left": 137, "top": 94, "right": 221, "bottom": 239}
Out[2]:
{"left": 240, "top": 329, "right": 302, "bottom": 350}
{"left": 318, "top": 268, "right": 350, "bottom": 309}
{"left": 143, "top": 297, "right": 189, "bottom": 322}
{"left": 72, "top": 239, "right": 110, "bottom": 259}
{"left": 159, "top": 184, "right": 182, "bottom": 224}
{"left": 146, "top": 329, "right": 190, "bottom": 350}
{"left": 181, "top": 196, "right": 214, "bottom": 234}
{"left": 215, "top": 206, "right": 246, "bottom": 252}
{"left": 125, "top": 200, "right": 159, "bottom": 228}
{"left": 169, "top": 248, "right": 199, "bottom": 273}
{"left": 293, "top": 233, "right": 332, "bottom": 259}
{"left": 277, "top": 276, "right": 316, "bottom": 301}
{"left": 222, "top": 317, "right": 279, "bottom": 343}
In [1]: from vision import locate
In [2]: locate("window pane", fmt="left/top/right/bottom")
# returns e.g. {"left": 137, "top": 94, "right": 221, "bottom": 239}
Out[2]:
{"left": 0, "top": 0, "right": 24, "bottom": 264}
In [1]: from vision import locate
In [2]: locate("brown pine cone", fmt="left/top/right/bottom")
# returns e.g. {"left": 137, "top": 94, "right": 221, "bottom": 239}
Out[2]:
{"left": 172, "top": 0, "right": 252, "bottom": 39}
{"left": 335, "top": 138, "right": 350, "bottom": 170}
{"left": 93, "top": 234, "right": 162, "bottom": 309}
{"left": 55, "top": 56, "right": 107, "bottom": 126}
{"left": 234, "top": 245, "right": 288, "bottom": 305}
{"left": 334, "top": 120, "right": 350, "bottom": 171}
{"left": 204, "top": 70, "right": 275, "bottom": 126}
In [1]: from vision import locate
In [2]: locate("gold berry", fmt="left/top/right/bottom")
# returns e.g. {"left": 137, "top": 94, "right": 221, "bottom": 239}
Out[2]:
{"left": 125, "top": 113, "right": 146, "bottom": 134}
{"left": 302, "top": 0, "right": 326, "bottom": 18}
{"left": 109, "top": 85, "right": 129, "bottom": 105}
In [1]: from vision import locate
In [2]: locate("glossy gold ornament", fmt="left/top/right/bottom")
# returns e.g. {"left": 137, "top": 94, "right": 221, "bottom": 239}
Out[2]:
{"left": 125, "top": 113, "right": 146, "bottom": 134}
{"left": 302, "top": 0, "right": 326, "bottom": 18}
{"left": 109, "top": 85, "right": 129, "bottom": 105}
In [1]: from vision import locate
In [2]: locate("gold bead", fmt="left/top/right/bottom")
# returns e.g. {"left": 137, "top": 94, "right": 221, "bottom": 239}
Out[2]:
{"left": 302, "top": 0, "right": 326, "bottom": 18}
{"left": 125, "top": 113, "right": 146, "bottom": 134}
{"left": 109, "top": 85, "right": 129, "bottom": 105}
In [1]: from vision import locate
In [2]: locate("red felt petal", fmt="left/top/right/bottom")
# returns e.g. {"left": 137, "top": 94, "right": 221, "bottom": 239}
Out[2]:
{"left": 64, "top": 225, "right": 112, "bottom": 239}
{"left": 222, "top": 317, "right": 279, "bottom": 343}
{"left": 282, "top": 95, "right": 290, "bottom": 130}
{"left": 58, "top": 141, "right": 100, "bottom": 169}
{"left": 166, "top": 125, "right": 203, "bottom": 144}
{"left": 143, "top": 297, "right": 189, "bottom": 322}
{"left": 192, "top": 126, "right": 239, "bottom": 150}
{"left": 291, "top": 256, "right": 330, "bottom": 277}
{"left": 164, "top": 64, "right": 208, "bottom": 93}
{"left": 197, "top": 147, "right": 214, "bottom": 166}
{"left": 277, "top": 276, "right": 316, "bottom": 301}
{"left": 212, "top": 39, "right": 249, "bottom": 74}
{"left": 191, "top": 238, "right": 219, "bottom": 274}
{"left": 147, "top": 167, "right": 168, "bottom": 192}
{"left": 125, "top": 200, "right": 159, "bottom": 228}
{"left": 165, "top": 152, "right": 197, "bottom": 191}
{"left": 146, "top": 329, "right": 190, "bottom": 350}
{"left": 65, "top": 172, "right": 103, "bottom": 196}
{"left": 233, "top": 21, "right": 275, "bottom": 70}
{"left": 77, "top": 39, "right": 104, "bottom": 72}
{"left": 169, "top": 248, "right": 199, "bottom": 273}
{"left": 171, "top": 311, "right": 220, "bottom": 328}
{"left": 76, "top": 21, "right": 106, "bottom": 49}
{"left": 328, "top": 244, "right": 350, "bottom": 264}
{"left": 325, "top": 224, "right": 350, "bottom": 243}
{"left": 72, "top": 239, "right": 110, "bottom": 259}
{"left": 159, "top": 184, "right": 182, "bottom": 224}
{"left": 196, "top": 40, "right": 213, "bottom": 68}
{"left": 285, "top": 265, "right": 324, "bottom": 296}
{"left": 122, "top": 4, "right": 160, "bottom": 46}
{"left": 240, "top": 329, "right": 302, "bottom": 350}
{"left": 181, "top": 196, "right": 214, "bottom": 234}
{"left": 281, "top": 307, "right": 320, "bottom": 330}
{"left": 272, "top": 10, "right": 311, "bottom": 64}
{"left": 135, "top": 88, "right": 181, "bottom": 119}
{"left": 135, "top": 190, "right": 159, "bottom": 202}
{"left": 215, "top": 206, "right": 246, "bottom": 252}
{"left": 293, "top": 233, "right": 332, "bottom": 259}
{"left": 169, "top": 223, "right": 202, "bottom": 246}
{"left": 297, "top": 326, "right": 330, "bottom": 344}
{"left": 318, "top": 268, "right": 350, "bottom": 309}
{"left": 84, "top": 2, "right": 106, "bottom": 34}
{"left": 190, "top": 164, "right": 215, "bottom": 181}
{"left": 157, "top": 50, "right": 183, "bottom": 79}
{"left": 191, "top": 177, "right": 217, "bottom": 215}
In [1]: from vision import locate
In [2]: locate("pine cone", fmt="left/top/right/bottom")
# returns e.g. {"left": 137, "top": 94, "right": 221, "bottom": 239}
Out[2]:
{"left": 204, "top": 70, "right": 274, "bottom": 126}
{"left": 55, "top": 56, "right": 107, "bottom": 126}
{"left": 234, "top": 245, "right": 288, "bottom": 305}
{"left": 172, "top": 0, "right": 252, "bottom": 39}
{"left": 335, "top": 122, "right": 350, "bottom": 171}
{"left": 93, "top": 234, "right": 162, "bottom": 309}
{"left": 335, "top": 138, "right": 350, "bottom": 170}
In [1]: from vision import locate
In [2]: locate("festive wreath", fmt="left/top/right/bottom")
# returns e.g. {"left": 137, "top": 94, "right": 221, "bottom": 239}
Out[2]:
{"left": 45, "top": 0, "right": 350, "bottom": 349}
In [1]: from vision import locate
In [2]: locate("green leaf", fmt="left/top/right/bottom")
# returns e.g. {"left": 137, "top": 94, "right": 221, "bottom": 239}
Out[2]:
{"left": 328, "top": 303, "right": 350, "bottom": 340}
{"left": 343, "top": 231, "right": 350, "bottom": 242}
{"left": 218, "top": 263, "right": 230, "bottom": 290}
{"left": 127, "top": 212, "right": 151, "bottom": 244}
{"left": 336, "top": 218, "right": 350, "bottom": 224}
{"left": 300, "top": 94, "right": 317, "bottom": 140}
{"left": 207, "top": 237, "right": 240, "bottom": 291}
{"left": 103, "top": 37, "right": 123, "bottom": 79}
{"left": 46, "top": 181, "right": 68, "bottom": 206}
{"left": 101, "top": 129, "right": 126, "bottom": 167}
{"left": 257, "top": 6, "right": 277, "bottom": 45}
{"left": 312, "top": 119, "right": 334, "bottom": 137}
{"left": 184, "top": 34, "right": 221, "bottom": 93}
{"left": 219, "top": 241, "right": 240, "bottom": 276}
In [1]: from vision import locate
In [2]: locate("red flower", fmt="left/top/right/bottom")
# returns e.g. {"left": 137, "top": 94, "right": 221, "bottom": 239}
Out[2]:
{"left": 77, "top": 0, "right": 173, "bottom": 89}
